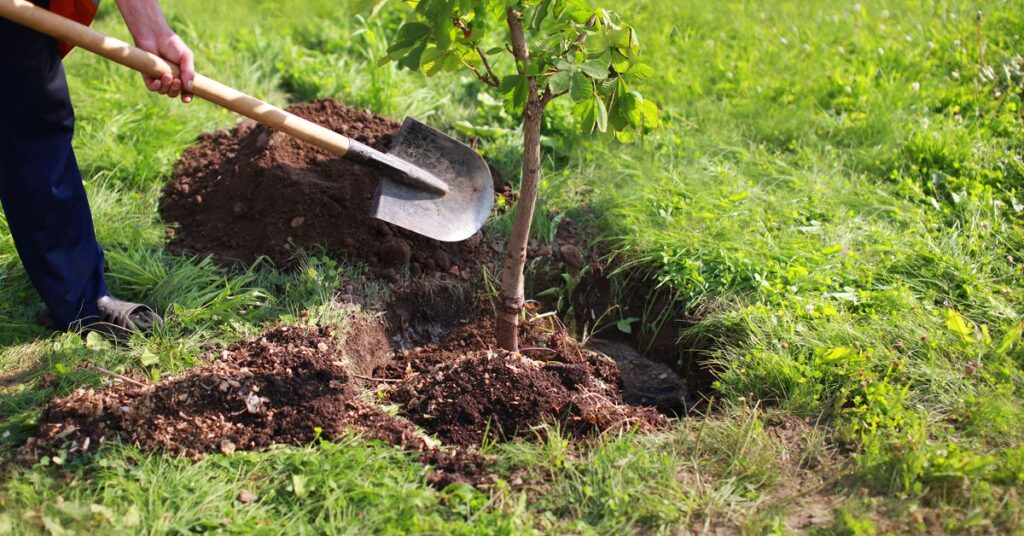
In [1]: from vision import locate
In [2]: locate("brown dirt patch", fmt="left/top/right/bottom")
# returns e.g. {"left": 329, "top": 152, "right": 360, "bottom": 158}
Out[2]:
{"left": 23, "top": 314, "right": 667, "bottom": 485}
{"left": 160, "top": 99, "right": 489, "bottom": 274}
{"left": 380, "top": 318, "right": 668, "bottom": 447}
{"left": 22, "top": 321, "right": 495, "bottom": 486}
{"left": 22, "top": 323, "right": 431, "bottom": 460}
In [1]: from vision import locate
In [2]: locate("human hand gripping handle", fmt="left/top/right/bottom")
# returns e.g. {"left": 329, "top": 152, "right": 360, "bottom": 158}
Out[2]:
{"left": 114, "top": 0, "right": 194, "bottom": 102}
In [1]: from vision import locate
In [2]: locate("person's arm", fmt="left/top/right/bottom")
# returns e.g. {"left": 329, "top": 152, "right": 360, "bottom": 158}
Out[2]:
{"left": 114, "top": 0, "right": 194, "bottom": 102}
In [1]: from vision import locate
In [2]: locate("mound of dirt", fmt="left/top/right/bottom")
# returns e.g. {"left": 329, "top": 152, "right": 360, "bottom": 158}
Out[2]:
{"left": 160, "top": 99, "right": 489, "bottom": 274}
{"left": 382, "top": 319, "right": 668, "bottom": 447}
{"left": 22, "top": 321, "right": 428, "bottom": 460}
{"left": 23, "top": 316, "right": 665, "bottom": 485}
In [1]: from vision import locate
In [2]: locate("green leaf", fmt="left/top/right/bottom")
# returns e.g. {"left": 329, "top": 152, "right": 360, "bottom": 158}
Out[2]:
{"left": 616, "top": 317, "right": 639, "bottom": 334}
{"left": 389, "top": 22, "right": 431, "bottom": 53}
{"left": 614, "top": 129, "right": 637, "bottom": 143}
{"left": 997, "top": 321, "right": 1024, "bottom": 354}
{"left": 512, "top": 76, "right": 529, "bottom": 109}
{"left": 595, "top": 95, "right": 609, "bottom": 132}
{"left": 537, "top": 287, "right": 561, "bottom": 298}
{"left": 397, "top": 42, "right": 427, "bottom": 70}
{"left": 85, "top": 331, "right": 110, "bottom": 350}
{"left": 639, "top": 99, "right": 659, "bottom": 128}
{"left": 351, "top": 0, "right": 388, "bottom": 16}
{"left": 291, "top": 474, "right": 309, "bottom": 498}
{"left": 729, "top": 191, "right": 750, "bottom": 202}
{"left": 823, "top": 346, "right": 853, "bottom": 362}
{"left": 139, "top": 349, "right": 159, "bottom": 367}
{"left": 573, "top": 98, "right": 599, "bottom": 132}
{"left": 624, "top": 63, "right": 654, "bottom": 80}
{"left": 530, "top": 0, "right": 552, "bottom": 31}
{"left": 420, "top": 46, "right": 447, "bottom": 75}
{"left": 945, "top": 309, "right": 975, "bottom": 343}
{"left": 499, "top": 74, "right": 523, "bottom": 95}
{"left": 561, "top": 0, "right": 595, "bottom": 23}
{"left": 548, "top": 70, "right": 573, "bottom": 94}
{"left": 570, "top": 72, "right": 594, "bottom": 102}
{"left": 611, "top": 90, "right": 637, "bottom": 129}
{"left": 610, "top": 48, "right": 631, "bottom": 73}
{"left": 821, "top": 244, "right": 843, "bottom": 255}
{"left": 453, "top": 120, "right": 508, "bottom": 138}
{"left": 579, "top": 58, "right": 610, "bottom": 80}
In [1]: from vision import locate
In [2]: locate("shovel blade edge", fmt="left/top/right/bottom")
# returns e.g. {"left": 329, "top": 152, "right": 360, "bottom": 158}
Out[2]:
{"left": 371, "top": 117, "right": 494, "bottom": 242}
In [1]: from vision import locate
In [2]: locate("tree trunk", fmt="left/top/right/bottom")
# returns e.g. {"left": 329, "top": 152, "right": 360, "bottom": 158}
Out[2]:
{"left": 495, "top": 100, "right": 544, "bottom": 352}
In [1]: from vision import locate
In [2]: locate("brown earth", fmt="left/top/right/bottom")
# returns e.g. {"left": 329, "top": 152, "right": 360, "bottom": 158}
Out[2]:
{"left": 23, "top": 314, "right": 665, "bottom": 484}
{"left": 21, "top": 320, "right": 427, "bottom": 460}
{"left": 23, "top": 319, "right": 490, "bottom": 486}
{"left": 380, "top": 317, "right": 668, "bottom": 447}
{"left": 160, "top": 99, "right": 490, "bottom": 275}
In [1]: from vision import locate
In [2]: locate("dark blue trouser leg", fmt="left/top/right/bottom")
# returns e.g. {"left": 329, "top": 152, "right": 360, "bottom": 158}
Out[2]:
{"left": 0, "top": 6, "right": 108, "bottom": 329}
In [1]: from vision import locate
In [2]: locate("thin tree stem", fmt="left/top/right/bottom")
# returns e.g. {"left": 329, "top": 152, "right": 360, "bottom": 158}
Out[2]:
{"left": 496, "top": 7, "right": 545, "bottom": 352}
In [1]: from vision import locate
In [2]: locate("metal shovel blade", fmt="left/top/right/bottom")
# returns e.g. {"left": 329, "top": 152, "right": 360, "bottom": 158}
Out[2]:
{"left": 371, "top": 117, "right": 494, "bottom": 242}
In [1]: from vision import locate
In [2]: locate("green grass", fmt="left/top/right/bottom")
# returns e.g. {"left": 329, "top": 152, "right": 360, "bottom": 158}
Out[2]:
{"left": 2, "top": 0, "right": 1024, "bottom": 533}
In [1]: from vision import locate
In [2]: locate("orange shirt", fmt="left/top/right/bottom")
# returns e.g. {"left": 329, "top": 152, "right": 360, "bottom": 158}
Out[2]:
{"left": 50, "top": 0, "right": 99, "bottom": 57}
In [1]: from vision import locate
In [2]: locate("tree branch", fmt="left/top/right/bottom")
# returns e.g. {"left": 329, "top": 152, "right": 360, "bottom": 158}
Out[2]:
{"left": 87, "top": 364, "right": 148, "bottom": 389}
{"left": 476, "top": 46, "right": 501, "bottom": 87}
{"left": 466, "top": 62, "right": 499, "bottom": 88}
{"left": 540, "top": 86, "right": 568, "bottom": 107}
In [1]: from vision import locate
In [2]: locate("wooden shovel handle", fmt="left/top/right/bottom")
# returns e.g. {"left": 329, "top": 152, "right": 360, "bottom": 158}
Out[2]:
{"left": 0, "top": 0, "right": 351, "bottom": 156}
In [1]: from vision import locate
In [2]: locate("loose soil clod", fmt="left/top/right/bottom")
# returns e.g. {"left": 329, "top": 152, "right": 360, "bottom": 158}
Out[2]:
{"left": 160, "top": 99, "right": 489, "bottom": 274}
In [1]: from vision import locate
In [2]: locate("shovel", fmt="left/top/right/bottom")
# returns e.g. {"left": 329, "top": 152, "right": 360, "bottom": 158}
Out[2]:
{"left": 0, "top": 0, "right": 493, "bottom": 242}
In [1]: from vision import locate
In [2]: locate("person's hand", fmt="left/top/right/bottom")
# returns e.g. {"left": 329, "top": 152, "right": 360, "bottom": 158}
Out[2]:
{"left": 116, "top": 0, "right": 194, "bottom": 103}
{"left": 135, "top": 32, "right": 194, "bottom": 103}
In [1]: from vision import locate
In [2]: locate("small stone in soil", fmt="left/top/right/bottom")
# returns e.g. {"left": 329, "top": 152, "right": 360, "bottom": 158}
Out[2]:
{"left": 236, "top": 490, "right": 256, "bottom": 504}
{"left": 379, "top": 238, "right": 412, "bottom": 267}
{"left": 432, "top": 249, "right": 451, "bottom": 270}
{"left": 559, "top": 244, "right": 584, "bottom": 270}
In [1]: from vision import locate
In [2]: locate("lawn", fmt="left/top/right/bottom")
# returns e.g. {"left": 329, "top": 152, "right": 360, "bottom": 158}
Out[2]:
{"left": 1, "top": 0, "right": 1023, "bottom": 533}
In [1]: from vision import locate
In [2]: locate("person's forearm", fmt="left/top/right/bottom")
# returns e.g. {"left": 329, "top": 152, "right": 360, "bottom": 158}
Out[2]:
{"left": 114, "top": 0, "right": 174, "bottom": 49}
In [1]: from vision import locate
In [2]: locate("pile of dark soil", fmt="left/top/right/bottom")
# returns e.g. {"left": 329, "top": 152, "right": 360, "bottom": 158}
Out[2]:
{"left": 381, "top": 319, "right": 668, "bottom": 447}
{"left": 23, "top": 317, "right": 665, "bottom": 484}
{"left": 23, "top": 320, "right": 493, "bottom": 487}
{"left": 22, "top": 321, "right": 427, "bottom": 460}
{"left": 160, "top": 99, "right": 489, "bottom": 274}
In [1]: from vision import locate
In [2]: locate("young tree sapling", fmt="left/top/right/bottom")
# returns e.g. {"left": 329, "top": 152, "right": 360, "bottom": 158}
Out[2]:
{"left": 378, "top": 0, "right": 658, "bottom": 351}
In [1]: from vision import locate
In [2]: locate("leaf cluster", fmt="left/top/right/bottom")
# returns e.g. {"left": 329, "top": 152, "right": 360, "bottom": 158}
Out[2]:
{"left": 377, "top": 0, "right": 658, "bottom": 138}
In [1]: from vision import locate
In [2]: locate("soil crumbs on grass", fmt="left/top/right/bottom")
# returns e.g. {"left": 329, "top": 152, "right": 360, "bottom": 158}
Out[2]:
{"left": 160, "top": 99, "right": 487, "bottom": 275}
{"left": 381, "top": 318, "right": 668, "bottom": 447}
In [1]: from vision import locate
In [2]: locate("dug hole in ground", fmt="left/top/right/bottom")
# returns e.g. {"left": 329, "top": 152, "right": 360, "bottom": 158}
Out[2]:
{"left": 23, "top": 100, "right": 699, "bottom": 487}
